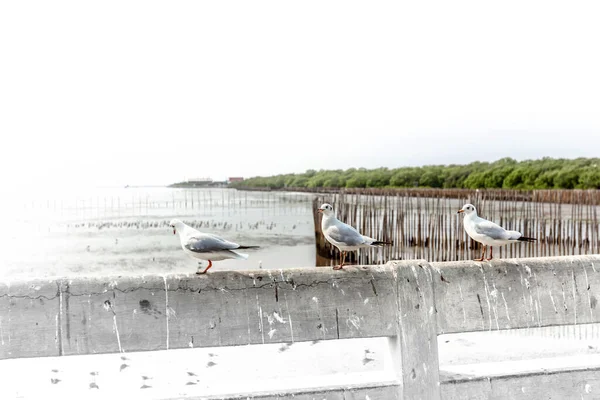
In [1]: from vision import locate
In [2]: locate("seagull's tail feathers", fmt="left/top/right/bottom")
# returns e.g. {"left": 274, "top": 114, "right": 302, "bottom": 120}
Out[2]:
{"left": 363, "top": 236, "right": 393, "bottom": 246}
{"left": 517, "top": 236, "right": 536, "bottom": 242}
{"left": 371, "top": 240, "right": 394, "bottom": 246}
{"left": 507, "top": 230, "right": 535, "bottom": 242}
{"left": 371, "top": 240, "right": 393, "bottom": 246}
{"left": 228, "top": 250, "right": 249, "bottom": 260}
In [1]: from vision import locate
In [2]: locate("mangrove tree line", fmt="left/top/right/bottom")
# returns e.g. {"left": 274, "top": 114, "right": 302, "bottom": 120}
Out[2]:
{"left": 233, "top": 157, "right": 600, "bottom": 190}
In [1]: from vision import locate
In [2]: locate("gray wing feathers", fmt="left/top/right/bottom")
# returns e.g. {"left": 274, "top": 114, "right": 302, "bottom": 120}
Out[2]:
{"left": 505, "top": 230, "right": 523, "bottom": 240}
{"left": 185, "top": 235, "right": 239, "bottom": 253}
{"left": 326, "top": 224, "right": 365, "bottom": 246}
{"left": 361, "top": 235, "right": 378, "bottom": 245}
{"left": 474, "top": 220, "right": 513, "bottom": 240}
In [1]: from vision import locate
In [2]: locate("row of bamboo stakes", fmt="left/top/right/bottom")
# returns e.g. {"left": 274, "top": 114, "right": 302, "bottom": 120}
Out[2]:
{"left": 21, "top": 189, "right": 312, "bottom": 220}
{"left": 245, "top": 186, "right": 600, "bottom": 205}
{"left": 312, "top": 189, "right": 600, "bottom": 265}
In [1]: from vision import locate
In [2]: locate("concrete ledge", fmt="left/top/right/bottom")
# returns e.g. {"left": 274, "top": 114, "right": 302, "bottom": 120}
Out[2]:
{"left": 2, "top": 328, "right": 599, "bottom": 399}
{"left": 2, "top": 255, "right": 600, "bottom": 360}
{"left": 441, "top": 365, "right": 600, "bottom": 400}
{"left": 431, "top": 255, "right": 600, "bottom": 334}
{"left": 1, "top": 264, "right": 403, "bottom": 359}
{"left": 0, "top": 337, "right": 399, "bottom": 400}
{"left": 3, "top": 255, "right": 600, "bottom": 399}
{"left": 0, "top": 280, "right": 60, "bottom": 358}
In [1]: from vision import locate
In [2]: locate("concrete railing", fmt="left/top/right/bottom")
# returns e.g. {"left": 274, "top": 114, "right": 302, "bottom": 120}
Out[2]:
{"left": 1, "top": 254, "right": 600, "bottom": 399}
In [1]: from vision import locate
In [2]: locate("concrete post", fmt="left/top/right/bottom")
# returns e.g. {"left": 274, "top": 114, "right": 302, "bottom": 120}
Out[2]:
{"left": 389, "top": 260, "right": 441, "bottom": 400}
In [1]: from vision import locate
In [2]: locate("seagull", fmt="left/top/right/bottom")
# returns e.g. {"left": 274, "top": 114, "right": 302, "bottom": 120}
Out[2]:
{"left": 169, "top": 219, "right": 259, "bottom": 274}
{"left": 457, "top": 203, "right": 536, "bottom": 261}
{"left": 318, "top": 203, "right": 392, "bottom": 270}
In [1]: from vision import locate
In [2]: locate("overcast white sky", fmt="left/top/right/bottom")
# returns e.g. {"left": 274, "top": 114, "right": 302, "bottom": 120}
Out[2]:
{"left": 1, "top": 1, "right": 599, "bottom": 188}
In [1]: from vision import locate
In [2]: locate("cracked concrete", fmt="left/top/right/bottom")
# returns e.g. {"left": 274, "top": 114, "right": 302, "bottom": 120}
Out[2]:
{"left": 2, "top": 255, "right": 600, "bottom": 399}
{"left": 3, "top": 255, "right": 600, "bottom": 359}
{"left": 1, "top": 265, "right": 400, "bottom": 359}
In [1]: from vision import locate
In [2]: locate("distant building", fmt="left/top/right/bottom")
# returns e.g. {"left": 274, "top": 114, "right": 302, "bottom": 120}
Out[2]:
{"left": 169, "top": 176, "right": 230, "bottom": 188}
{"left": 228, "top": 177, "right": 244, "bottom": 183}
{"left": 187, "top": 177, "right": 213, "bottom": 183}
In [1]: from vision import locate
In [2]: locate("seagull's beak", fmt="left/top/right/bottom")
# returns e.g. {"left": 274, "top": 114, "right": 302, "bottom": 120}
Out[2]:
{"left": 317, "top": 209, "right": 323, "bottom": 213}
{"left": 457, "top": 209, "right": 464, "bottom": 214}
{"left": 173, "top": 228, "right": 176, "bottom": 235}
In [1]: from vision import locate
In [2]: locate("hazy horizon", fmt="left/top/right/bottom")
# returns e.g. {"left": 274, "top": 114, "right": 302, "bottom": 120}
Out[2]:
{"left": 3, "top": 154, "right": 598, "bottom": 190}
{"left": 2, "top": 1, "right": 599, "bottom": 189}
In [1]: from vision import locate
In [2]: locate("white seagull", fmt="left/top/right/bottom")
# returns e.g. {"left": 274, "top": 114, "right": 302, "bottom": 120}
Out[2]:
{"left": 318, "top": 203, "right": 392, "bottom": 270}
{"left": 169, "top": 219, "right": 259, "bottom": 274}
{"left": 457, "top": 203, "right": 536, "bottom": 261}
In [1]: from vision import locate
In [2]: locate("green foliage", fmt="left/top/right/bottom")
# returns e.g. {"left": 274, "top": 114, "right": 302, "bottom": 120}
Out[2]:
{"left": 419, "top": 167, "right": 444, "bottom": 188}
{"left": 366, "top": 168, "right": 392, "bottom": 188}
{"left": 390, "top": 167, "right": 421, "bottom": 187}
{"left": 579, "top": 165, "right": 600, "bottom": 189}
{"left": 232, "top": 157, "right": 600, "bottom": 190}
{"left": 554, "top": 167, "right": 579, "bottom": 189}
{"left": 345, "top": 171, "right": 368, "bottom": 188}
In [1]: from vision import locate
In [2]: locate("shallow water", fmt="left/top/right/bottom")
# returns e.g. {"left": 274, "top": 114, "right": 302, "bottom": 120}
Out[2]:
{"left": 2, "top": 186, "right": 598, "bottom": 280}
{"left": 0, "top": 187, "right": 317, "bottom": 279}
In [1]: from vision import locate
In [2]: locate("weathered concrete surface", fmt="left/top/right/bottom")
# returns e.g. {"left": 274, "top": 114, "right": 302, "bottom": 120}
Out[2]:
{"left": 0, "top": 280, "right": 60, "bottom": 358}
{"left": 431, "top": 255, "right": 600, "bottom": 334}
{"left": 441, "top": 364, "right": 600, "bottom": 400}
{"left": 2, "top": 326, "right": 599, "bottom": 399}
{"left": 0, "top": 337, "right": 399, "bottom": 399}
{"left": 389, "top": 260, "right": 441, "bottom": 400}
{"left": 2, "top": 255, "right": 600, "bottom": 399}
{"left": 0, "top": 264, "right": 401, "bottom": 359}
{"left": 439, "top": 329, "right": 600, "bottom": 399}
{"left": 6, "top": 255, "right": 598, "bottom": 359}
{"left": 221, "top": 386, "right": 400, "bottom": 400}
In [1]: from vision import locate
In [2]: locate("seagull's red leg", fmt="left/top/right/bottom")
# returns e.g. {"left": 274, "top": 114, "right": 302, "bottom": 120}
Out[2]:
{"left": 474, "top": 245, "right": 486, "bottom": 261}
{"left": 197, "top": 260, "right": 213, "bottom": 275}
{"left": 486, "top": 247, "right": 494, "bottom": 261}
{"left": 333, "top": 252, "right": 346, "bottom": 270}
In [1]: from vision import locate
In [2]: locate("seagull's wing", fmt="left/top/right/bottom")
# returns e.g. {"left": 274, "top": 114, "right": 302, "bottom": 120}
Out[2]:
{"left": 184, "top": 233, "right": 239, "bottom": 253}
{"left": 325, "top": 221, "right": 365, "bottom": 246}
{"left": 473, "top": 219, "right": 511, "bottom": 241}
